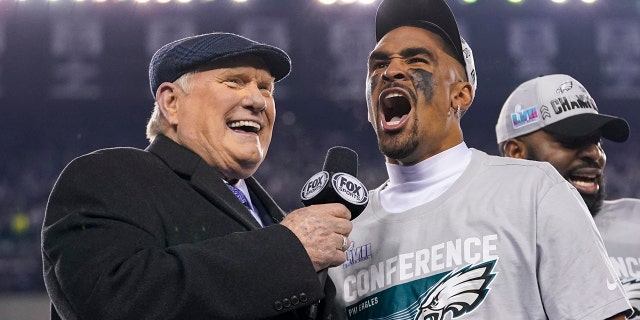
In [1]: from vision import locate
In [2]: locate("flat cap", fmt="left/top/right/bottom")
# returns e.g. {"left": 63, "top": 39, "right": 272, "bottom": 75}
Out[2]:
{"left": 149, "top": 32, "right": 291, "bottom": 98}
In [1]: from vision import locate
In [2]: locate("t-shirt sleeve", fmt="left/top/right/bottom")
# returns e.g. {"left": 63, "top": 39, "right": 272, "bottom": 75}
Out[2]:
{"left": 536, "top": 180, "right": 632, "bottom": 319}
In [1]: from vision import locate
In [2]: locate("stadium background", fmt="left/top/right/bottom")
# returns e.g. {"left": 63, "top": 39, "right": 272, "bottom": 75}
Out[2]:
{"left": 1, "top": 0, "right": 639, "bottom": 318}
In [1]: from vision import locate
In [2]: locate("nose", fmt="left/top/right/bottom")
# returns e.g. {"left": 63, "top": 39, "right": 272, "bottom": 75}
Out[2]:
{"left": 578, "top": 143, "right": 606, "bottom": 167}
{"left": 242, "top": 85, "right": 267, "bottom": 112}
{"left": 382, "top": 58, "right": 407, "bottom": 81}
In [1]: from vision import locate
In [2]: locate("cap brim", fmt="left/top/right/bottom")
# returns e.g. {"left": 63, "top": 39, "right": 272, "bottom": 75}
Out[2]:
{"left": 543, "top": 113, "right": 630, "bottom": 143}
{"left": 202, "top": 45, "right": 291, "bottom": 83}
{"left": 229, "top": 45, "right": 291, "bottom": 82}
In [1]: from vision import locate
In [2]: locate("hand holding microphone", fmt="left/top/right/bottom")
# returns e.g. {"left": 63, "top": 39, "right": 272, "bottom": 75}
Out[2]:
{"left": 300, "top": 146, "right": 369, "bottom": 218}
{"left": 294, "top": 146, "right": 369, "bottom": 320}
{"left": 280, "top": 146, "right": 368, "bottom": 271}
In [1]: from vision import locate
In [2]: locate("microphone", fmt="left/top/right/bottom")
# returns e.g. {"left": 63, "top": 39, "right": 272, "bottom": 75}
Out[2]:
{"left": 300, "top": 146, "right": 369, "bottom": 219}
{"left": 300, "top": 146, "right": 369, "bottom": 320}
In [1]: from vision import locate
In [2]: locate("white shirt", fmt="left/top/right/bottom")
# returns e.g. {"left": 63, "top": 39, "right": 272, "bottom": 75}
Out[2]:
{"left": 230, "top": 179, "right": 265, "bottom": 227}
{"left": 380, "top": 142, "right": 472, "bottom": 213}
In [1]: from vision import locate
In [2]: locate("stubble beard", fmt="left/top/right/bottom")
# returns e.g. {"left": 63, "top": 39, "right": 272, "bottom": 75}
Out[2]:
{"left": 377, "top": 115, "right": 420, "bottom": 161}
{"left": 373, "top": 69, "right": 434, "bottom": 162}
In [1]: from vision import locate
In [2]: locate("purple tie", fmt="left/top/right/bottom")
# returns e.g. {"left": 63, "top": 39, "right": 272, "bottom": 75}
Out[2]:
{"left": 227, "top": 184, "right": 253, "bottom": 211}
{"left": 227, "top": 184, "right": 273, "bottom": 226}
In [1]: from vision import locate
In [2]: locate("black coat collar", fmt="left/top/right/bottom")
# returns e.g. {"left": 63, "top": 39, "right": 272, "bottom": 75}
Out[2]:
{"left": 146, "top": 135, "right": 266, "bottom": 230}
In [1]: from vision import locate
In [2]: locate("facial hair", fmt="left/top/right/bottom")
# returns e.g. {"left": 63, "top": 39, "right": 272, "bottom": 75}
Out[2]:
{"left": 525, "top": 146, "right": 606, "bottom": 216}
{"left": 583, "top": 179, "right": 605, "bottom": 217}
{"left": 374, "top": 69, "right": 435, "bottom": 161}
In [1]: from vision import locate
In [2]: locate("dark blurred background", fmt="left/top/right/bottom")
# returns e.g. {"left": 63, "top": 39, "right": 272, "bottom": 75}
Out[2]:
{"left": 1, "top": 0, "right": 639, "bottom": 317}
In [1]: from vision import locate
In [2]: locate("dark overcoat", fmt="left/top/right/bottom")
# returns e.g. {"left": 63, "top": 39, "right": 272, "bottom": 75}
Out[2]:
{"left": 42, "top": 135, "right": 340, "bottom": 320}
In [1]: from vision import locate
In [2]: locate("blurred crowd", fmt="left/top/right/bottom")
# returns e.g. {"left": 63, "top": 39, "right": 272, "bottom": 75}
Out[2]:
{"left": 1, "top": 111, "right": 639, "bottom": 293}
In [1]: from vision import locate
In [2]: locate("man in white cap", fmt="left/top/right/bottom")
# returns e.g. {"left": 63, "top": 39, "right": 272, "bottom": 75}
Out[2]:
{"left": 328, "top": 0, "right": 632, "bottom": 318}
{"left": 496, "top": 73, "right": 640, "bottom": 318}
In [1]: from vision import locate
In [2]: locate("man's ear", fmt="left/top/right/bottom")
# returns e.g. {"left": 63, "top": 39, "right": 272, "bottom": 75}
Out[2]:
{"left": 156, "top": 82, "right": 180, "bottom": 126}
{"left": 503, "top": 138, "right": 528, "bottom": 159}
{"left": 451, "top": 81, "right": 474, "bottom": 113}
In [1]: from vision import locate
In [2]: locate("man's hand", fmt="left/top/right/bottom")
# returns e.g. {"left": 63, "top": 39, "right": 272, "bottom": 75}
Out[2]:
{"left": 280, "top": 203, "right": 352, "bottom": 271}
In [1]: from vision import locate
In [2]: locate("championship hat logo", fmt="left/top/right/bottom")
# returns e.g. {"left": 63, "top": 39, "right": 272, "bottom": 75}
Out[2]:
{"left": 510, "top": 104, "right": 539, "bottom": 129}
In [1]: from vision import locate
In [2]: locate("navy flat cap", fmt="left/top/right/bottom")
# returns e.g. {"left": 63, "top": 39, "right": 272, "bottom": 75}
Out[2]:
{"left": 149, "top": 32, "right": 291, "bottom": 98}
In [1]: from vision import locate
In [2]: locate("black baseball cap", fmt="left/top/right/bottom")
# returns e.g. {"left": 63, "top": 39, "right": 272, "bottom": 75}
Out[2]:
{"left": 375, "top": 0, "right": 477, "bottom": 91}
{"left": 149, "top": 32, "right": 291, "bottom": 98}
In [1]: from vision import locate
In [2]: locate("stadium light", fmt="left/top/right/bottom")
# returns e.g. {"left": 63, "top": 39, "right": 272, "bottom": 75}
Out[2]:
{"left": 317, "top": 0, "right": 377, "bottom": 5}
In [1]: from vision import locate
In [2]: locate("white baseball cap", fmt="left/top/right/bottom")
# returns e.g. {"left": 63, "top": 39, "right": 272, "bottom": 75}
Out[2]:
{"left": 495, "top": 74, "right": 629, "bottom": 144}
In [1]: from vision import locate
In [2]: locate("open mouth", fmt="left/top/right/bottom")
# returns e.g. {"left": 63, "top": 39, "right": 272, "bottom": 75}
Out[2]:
{"left": 228, "top": 120, "right": 261, "bottom": 134}
{"left": 568, "top": 172, "right": 599, "bottom": 194}
{"left": 380, "top": 90, "right": 411, "bottom": 129}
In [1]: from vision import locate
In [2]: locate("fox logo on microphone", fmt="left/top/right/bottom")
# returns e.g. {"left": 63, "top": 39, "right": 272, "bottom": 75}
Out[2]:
{"left": 300, "top": 146, "right": 369, "bottom": 217}
{"left": 301, "top": 171, "right": 368, "bottom": 206}
{"left": 301, "top": 171, "right": 331, "bottom": 200}
{"left": 331, "top": 173, "right": 368, "bottom": 205}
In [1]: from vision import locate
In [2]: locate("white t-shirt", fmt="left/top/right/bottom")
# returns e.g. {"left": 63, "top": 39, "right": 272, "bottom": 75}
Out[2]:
{"left": 328, "top": 148, "right": 631, "bottom": 320}
{"left": 596, "top": 198, "right": 640, "bottom": 318}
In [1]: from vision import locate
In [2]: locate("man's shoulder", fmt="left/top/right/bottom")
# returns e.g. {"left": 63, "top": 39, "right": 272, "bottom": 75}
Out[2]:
{"left": 602, "top": 198, "right": 640, "bottom": 213}
{"left": 470, "top": 148, "right": 564, "bottom": 182}
{"left": 62, "top": 146, "right": 160, "bottom": 176}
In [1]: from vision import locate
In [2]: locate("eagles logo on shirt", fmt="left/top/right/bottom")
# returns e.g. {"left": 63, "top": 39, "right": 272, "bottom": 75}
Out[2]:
{"left": 343, "top": 260, "right": 497, "bottom": 320}
{"left": 414, "top": 260, "right": 497, "bottom": 320}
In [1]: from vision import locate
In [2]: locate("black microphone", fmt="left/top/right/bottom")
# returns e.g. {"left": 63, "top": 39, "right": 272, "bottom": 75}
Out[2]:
{"left": 300, "top": 146, "right": 369, "bottom": 218}
{"left": 300, "top": 146, "right": 369, "bottom": 320}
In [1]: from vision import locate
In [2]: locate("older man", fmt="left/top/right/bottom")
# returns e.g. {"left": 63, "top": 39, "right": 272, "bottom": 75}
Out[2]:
{"left": 42, "top": 32, "right": 351, "bottom": 320}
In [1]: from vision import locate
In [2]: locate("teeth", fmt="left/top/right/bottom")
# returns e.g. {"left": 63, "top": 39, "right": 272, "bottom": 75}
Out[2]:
{"left": 573, "top": 180, "right": 596, "bottom": 187}
{"left": 228, "top": 120, "right": 260, "bottom": 130}
{"left": 385, "top": 92, "right": 403, "bottom": 99}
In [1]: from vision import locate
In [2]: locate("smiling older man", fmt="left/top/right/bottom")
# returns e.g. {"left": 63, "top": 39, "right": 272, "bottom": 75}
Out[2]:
{"left": 42, "top": 32, "right": 351, "bottom": 320}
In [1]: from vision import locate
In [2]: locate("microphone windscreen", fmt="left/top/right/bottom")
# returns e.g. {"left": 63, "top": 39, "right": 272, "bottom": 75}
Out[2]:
{"left": 323, "top": 146, "right": 358, "bottom": 176}
{"left": 301, "top": 146, "right": 368, "bottom": 218}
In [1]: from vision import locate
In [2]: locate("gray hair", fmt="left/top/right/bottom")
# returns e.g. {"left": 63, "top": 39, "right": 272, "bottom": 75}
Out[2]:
{"left": 145, "top": 72, "right": 194, "bottom": 142}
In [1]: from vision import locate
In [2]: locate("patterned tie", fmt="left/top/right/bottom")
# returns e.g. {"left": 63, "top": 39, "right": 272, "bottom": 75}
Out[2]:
{"left": 227, "top": 184, "right": 253, "bottom": 211}
{"left": 227, "top": 184, "right": 272, "bottom": 226}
